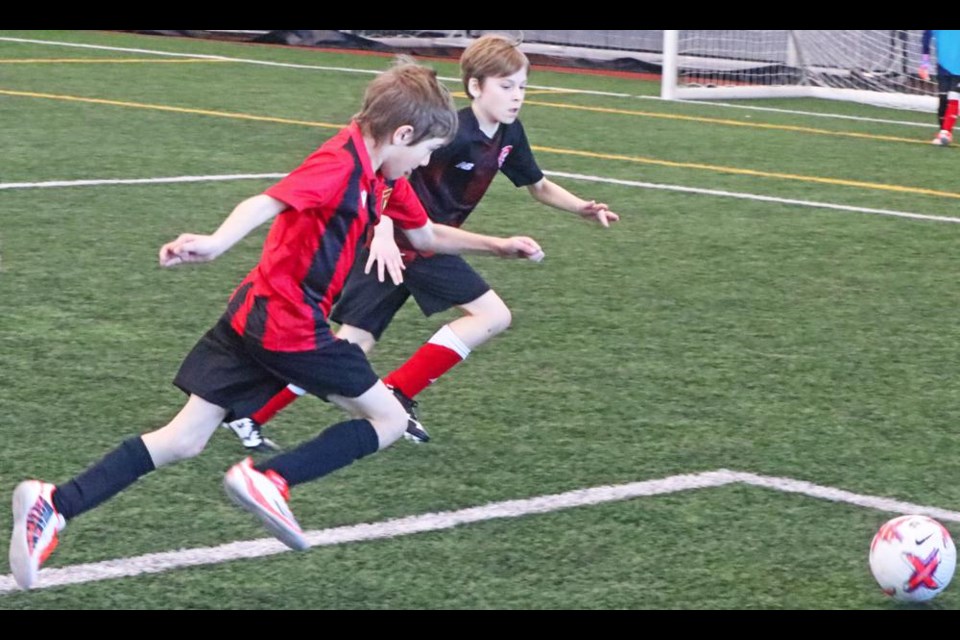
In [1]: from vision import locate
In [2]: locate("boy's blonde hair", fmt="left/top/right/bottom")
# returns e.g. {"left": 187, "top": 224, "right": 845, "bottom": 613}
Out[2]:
{"left": 460, "top": 33, "right": 529, "bottom": 96}
{"left": 355, "top": 57, "right": 458, "bottom": 146}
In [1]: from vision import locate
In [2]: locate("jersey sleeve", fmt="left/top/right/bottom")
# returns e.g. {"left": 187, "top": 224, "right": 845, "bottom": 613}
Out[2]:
{"left": 382, "top": 177, "right": 429, "bottom": 229}
{"left": 264, "top": 148, "right": 349, "bottom": 213}
{"left": 500, "top": 120, "right": 545, "bottom": 188}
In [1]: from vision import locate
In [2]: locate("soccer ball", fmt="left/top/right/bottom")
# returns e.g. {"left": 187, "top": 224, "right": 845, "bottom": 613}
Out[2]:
{"left": 869, "top": 514, "right": 956, "bottom": 603}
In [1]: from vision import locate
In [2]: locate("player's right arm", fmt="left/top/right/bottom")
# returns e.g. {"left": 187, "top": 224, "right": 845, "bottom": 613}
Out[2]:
{"left": 366, "top": 214, "right": 406, "bottom": 285}
{"left": 384, "top": 176, "right": 544, "bottom": 261}
{"left": 159, "top": 194, "right": 287, "bottom": 267}
{"left": 401, "top": 220, "right": 544, "bottom": 261}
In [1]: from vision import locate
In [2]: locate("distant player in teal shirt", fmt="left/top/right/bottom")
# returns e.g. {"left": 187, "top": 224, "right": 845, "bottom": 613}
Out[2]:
{"left": 920, "top": 30, "right": 960, "bottom": 146}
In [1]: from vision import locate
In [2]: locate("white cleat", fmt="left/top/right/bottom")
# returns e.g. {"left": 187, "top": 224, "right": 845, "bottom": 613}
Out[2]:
{"left": 221, "top": 417, "right": 281, "bottom": 452}
{"left": 931, "top": 130, "right": 953, "bottom": 146}
{"left": 223, "top": 457, "right": 307, "bottom": 551}
{"left": 9, "top": 480, "right": 66, "bottom": 590}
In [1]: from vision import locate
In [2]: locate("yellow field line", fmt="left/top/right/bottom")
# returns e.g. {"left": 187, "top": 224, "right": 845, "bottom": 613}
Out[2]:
{"left": 0, "top": 58, "right": 226, "bottom": 64}
{"left": 3, "top": 88, "right": 955, "bottom": 199}
{"left": 525, "top": 99, "right": 926, "bottom": 145}
{"left": 0, "top": 89, "right": 341, "bottom": 128}
{"left": 533, "top": 145, "right": 960, "bottom": 199}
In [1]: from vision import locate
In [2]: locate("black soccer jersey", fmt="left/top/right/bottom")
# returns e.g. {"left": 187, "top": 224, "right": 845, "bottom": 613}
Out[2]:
{"left": 393, "top": 106, "right": 544, "bottom": 237}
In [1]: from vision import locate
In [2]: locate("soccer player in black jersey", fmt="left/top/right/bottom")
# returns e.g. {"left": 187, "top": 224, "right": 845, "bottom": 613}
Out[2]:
{"left": 225, "top": 33, "right": 621, "bottom": 451}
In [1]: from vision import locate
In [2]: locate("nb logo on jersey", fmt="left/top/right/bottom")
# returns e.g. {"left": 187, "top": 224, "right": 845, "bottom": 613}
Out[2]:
{"left": 360, "top": 190, "right": 368, "bottom": 209}
{"left": 498, "top": 145, "right": 513, "bottom": 168}
{"left": 456, "top": 161, "right": 475, "bottom": 171}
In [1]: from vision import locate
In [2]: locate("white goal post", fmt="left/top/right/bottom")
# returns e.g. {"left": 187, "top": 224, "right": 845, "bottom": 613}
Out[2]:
{"left": 661, "top": 30, "right": 938, "bottom": 112}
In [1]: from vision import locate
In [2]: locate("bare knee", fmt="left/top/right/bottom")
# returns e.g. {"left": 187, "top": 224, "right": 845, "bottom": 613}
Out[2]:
{"left": 329, "top": 384, "right": 411, "bottom": 450}
{"left": 139, "top": 394, "right": 224, "bottom": 467}
{"left": 488, "top": 303, "right": 512, "bottom": 335}
{"left": 368, "top": 406, "right": 409, "bottom": 449}
{"left": 142, "top": 422, "right": 213, "bottom": 467}
{"left": 460, "top": 292, "right": 512, "bottom": 341}
{"left": 474, "top": 298, "right": 511, "bottom": 338}
{"left": 337, "top": 325, "right": 378, "bottom": 354}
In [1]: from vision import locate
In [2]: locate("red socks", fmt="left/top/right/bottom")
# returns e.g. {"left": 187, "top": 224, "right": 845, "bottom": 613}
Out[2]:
{"left": 251, "top": 384, "right": 305, "bottom": 425}
{"left": 944, "top": 99, "right": 958, "bottom": 135}
{"left": 384, "top": 325, "right": 471, "bottom": 398}
{"left": 249, "top": 324, "right": 473, "bottom": 428}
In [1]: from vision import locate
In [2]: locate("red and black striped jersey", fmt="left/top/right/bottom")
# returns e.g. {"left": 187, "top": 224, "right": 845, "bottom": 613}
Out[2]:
{"left": 226, "top": 122, "right": 428, "bottom": 352}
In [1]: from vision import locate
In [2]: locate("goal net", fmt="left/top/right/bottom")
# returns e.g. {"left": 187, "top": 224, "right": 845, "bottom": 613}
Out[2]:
{"left": 139, "top": 29, "right": 941, "bottom": 114}
{"left": 661, "top": 30, "right": 938, "bottom": 112}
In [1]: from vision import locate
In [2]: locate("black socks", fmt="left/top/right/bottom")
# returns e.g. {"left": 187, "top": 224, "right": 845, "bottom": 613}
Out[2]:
{"left": 256, "top": 419, "right": 380, "bottom": 487}
{"left": 52, "top": 436, "right": 156, "bottom": 521}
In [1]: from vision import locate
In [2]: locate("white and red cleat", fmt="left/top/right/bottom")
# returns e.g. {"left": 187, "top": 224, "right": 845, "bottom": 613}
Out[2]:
{"left": 223, "top": 457, "right": 308, "bottom": 551}
{"left": 9, "top": 480, "right": 66, "bottom": 590}
{"left": 932, "top": 130, "right": 953, "bottom": 146}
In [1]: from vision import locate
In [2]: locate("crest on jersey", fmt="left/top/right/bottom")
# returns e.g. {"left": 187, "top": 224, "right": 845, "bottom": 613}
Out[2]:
{"left": 380, "top": 186, "right": 393, "bottom": 212}
{"left": 498, "top": 145, "right": 513, "bottom": 168}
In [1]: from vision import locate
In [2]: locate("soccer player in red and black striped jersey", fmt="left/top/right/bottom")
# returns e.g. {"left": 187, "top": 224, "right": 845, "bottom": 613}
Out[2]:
{"left": 9, "top": 59, "right": 546, "bottom": 588}
{"left": 225, "top": 34, "right": 621, "bottom": 450}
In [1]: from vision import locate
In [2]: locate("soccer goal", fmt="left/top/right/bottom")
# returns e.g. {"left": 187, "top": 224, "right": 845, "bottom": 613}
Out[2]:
{"left": 661, "top": 30, "right": 938, "bottom": 112}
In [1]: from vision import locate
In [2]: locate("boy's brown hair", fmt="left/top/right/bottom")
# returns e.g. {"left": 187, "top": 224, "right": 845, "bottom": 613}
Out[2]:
{"left": 460, "top": 33, "right": 529, "bottom": 97}
{"left": 355, "top": 57, "right": 458, "bottom": 146}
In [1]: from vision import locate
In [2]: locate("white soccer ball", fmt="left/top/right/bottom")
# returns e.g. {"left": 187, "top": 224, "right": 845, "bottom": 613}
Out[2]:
{"left": 869, "top": 514, "right": 956, "bottom": 603}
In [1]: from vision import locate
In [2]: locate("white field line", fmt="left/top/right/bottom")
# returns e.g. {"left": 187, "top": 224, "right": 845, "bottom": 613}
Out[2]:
{"left": 682, "top": 100, "right": 934, "bottom": 128}
{"left": 2, "top": 171, "right": 957, "bottom": 225}
{"left": 0, "top": 36, "right": 388, "bottom": 77}
{"left": 731, "top": 471, "right": 960, "bottom": 523}
{"left": 0, "top": 36, "right": 932, "bottom": 128}
{"left": 1, "top": 468, "right": 958, "bottom": 595}
{"left": 0, "top": 36, "right": 622, "bottom": 97}
{"left": 544, "top": 171, "right": 960, "bottom": 224}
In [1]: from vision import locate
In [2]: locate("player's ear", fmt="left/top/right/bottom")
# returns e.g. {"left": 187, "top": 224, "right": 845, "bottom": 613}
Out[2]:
{"left": 467, "top": 77, "right": 482, "bottom": 99}
{"left": 392, "top": 124, "right": 415, "bottom": 146}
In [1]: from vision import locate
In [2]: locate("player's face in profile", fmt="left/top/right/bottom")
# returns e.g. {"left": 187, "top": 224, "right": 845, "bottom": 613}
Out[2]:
{"left": 381, "top": 136, "right": 448, "bottom": 180}
{"left": 474, "top": 68, "right": 528, "bottom": 125}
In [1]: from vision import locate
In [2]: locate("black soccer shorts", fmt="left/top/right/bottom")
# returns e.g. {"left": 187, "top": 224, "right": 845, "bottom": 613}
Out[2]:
{"left": 937, "top": 69, "right": 960, "bottom": 95}
{"left": 174, "top": 317, "right": 380, "bottom": 421}
{"left": 330, "top": 249, "right": 491, "bottom": 340}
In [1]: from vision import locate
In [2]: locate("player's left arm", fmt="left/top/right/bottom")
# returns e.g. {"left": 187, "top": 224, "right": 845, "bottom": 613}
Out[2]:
{"left": 525, "top": 177, "right": 620, "bottom": 228}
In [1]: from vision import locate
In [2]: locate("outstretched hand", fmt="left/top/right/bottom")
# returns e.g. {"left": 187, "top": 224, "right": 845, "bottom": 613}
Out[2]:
{"left": 497, "top": 236, "right": 545, "bottom": 262}
{"left": 159, "top": 234, "right": 223, "bottom": 267}
{"left": 365, "top": 233, "right": 406, "bottom": 285}
{"left": 919, "top": 54, "right": 931, "bottom": 81}
{"left": 578, "top": 200, "right": 620, "bottom": 228}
